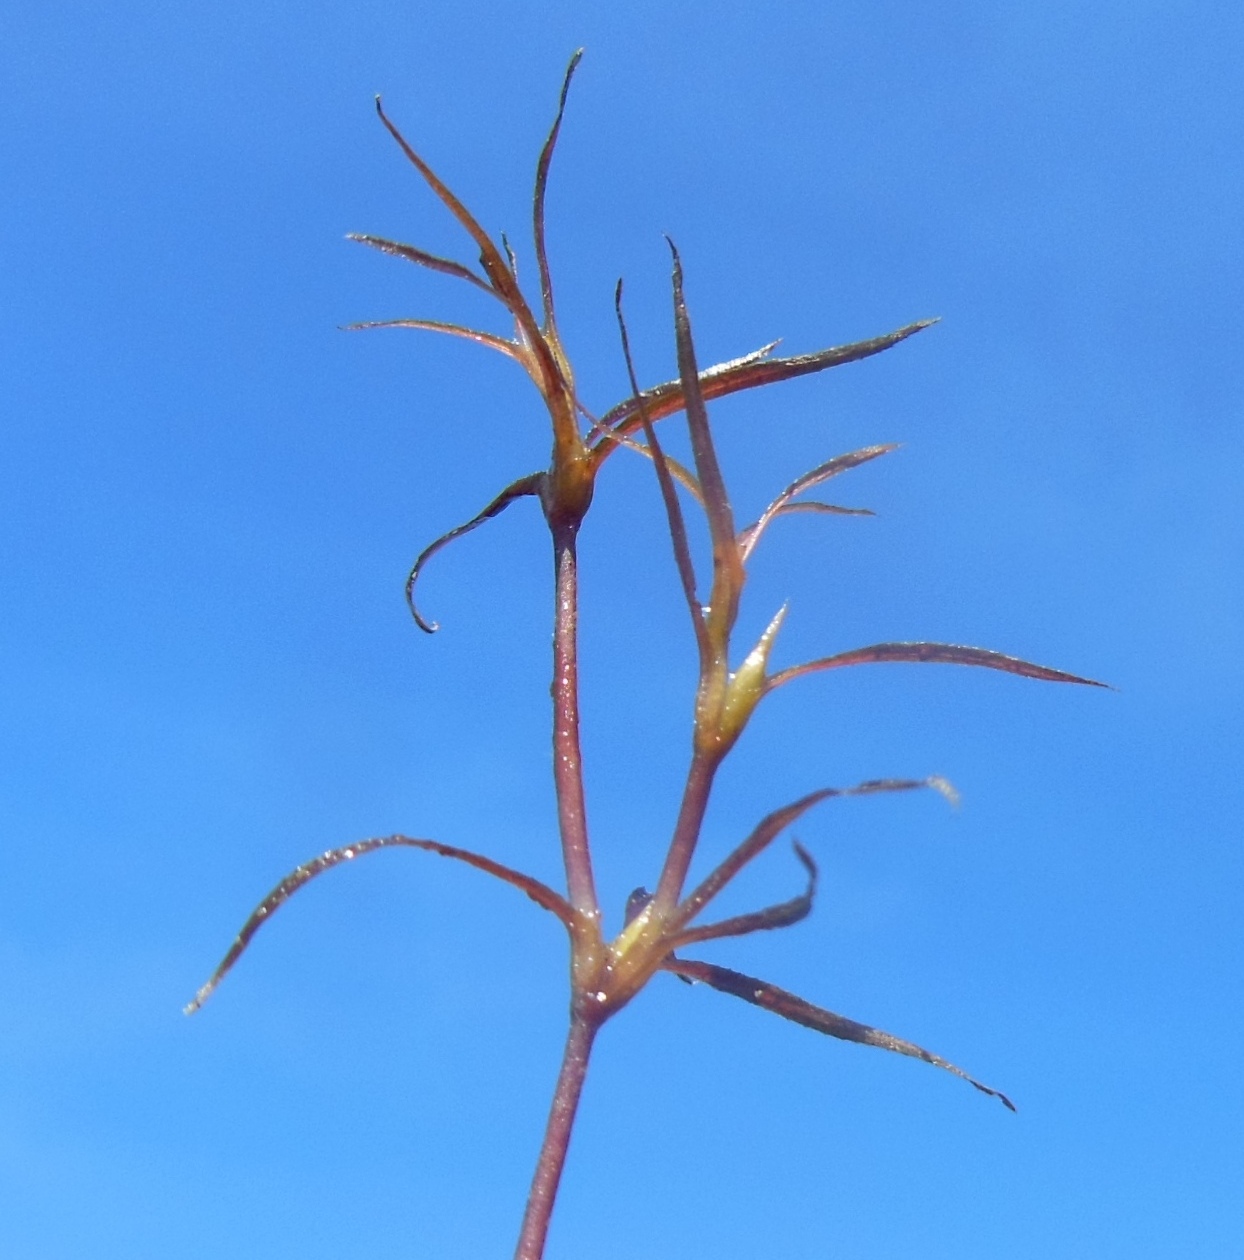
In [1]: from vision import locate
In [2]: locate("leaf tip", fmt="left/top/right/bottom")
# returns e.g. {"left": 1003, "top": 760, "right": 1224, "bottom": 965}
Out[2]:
{"left": 791, "top": 840, "right": 817, "bottom": 879}
{"left": 927, "top": 775, "right": 960, "bottom": 808}
{"left": 664, "top": 235, "right": 684, "bottom": 282}
{"left": 183, "top": 978, "right": 217, "bottom": 1016}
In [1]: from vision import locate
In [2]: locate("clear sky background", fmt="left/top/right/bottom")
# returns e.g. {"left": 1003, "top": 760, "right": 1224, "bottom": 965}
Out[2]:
{"left": 2, "top": 3, "right": 1242, "bottom": 1257}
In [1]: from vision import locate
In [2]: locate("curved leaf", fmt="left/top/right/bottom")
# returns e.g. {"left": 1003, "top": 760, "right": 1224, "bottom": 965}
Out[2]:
{"left": 667, "top": 842, "right": 818, "bottom": 950}
{"left": 738, "top": 444, "right": 896, "bottom": 563}
{"left": 672, "top": 778, "right": 947, "bottom": 933}
{"left": 406, "top": 472, "right": 544, "bottom": 632}
{"left": 739, "top": 502, "right": 876, "bottom": 556}
{"left": 533, "top": 49, "right": 584, "bottom": 333}
{"left": 185, "top": 835, "right": 575, "bottom": 1015}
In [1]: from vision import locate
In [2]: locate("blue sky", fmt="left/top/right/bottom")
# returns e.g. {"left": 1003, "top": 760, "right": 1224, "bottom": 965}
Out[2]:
{"left": 2, "top": 2, "right": 1242, "bottom": 1256}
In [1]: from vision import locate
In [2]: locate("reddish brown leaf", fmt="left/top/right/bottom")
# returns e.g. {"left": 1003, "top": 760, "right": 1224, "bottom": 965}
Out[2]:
{"left": 616, "top": 279, "right": 709, "bottom": 662}
{"left": 597, "top": 431, "right": 705, "bottom": 506}
{"left": 406, "top": 473, "right": 545, "bottom": 632}
{"left": 371, "top": 98, "right": 566, "bottom": 399}
{"left": 342, "top": 317, "right": 525, "bottom": 364}
{"left": 594, "top": 320, "right": 936, "bottom": 443}
{"left": 738, "top": 444, "right": 897, "bottom": 562}
{"left": 766, "top": 642, "right": 1109, "bottom": 692}
{"left": 668, "top": 241, "right": 745, "bottom": 647}
{"left": 185, "top": 835, "right": 575, "bottom": 1015}
{"left": 533, "top": 49, "right": 583, "bottom": 333}
{"left": 345, "top": 233, "right": 495, "bottom": 297}
{"left": 667, "top": 842, "right": 818, "bottom": 949}
{"left": 373, "top": 97, "right": 523, "bottom": 310}
{"left": 664, "top": 957, "right": 1015, "bottom": 1110}
{"left": 672, "top": 778, "right": 941, "bottom": 933}
{"left": 748, "top": 502, "right": 876, "bottom": 540}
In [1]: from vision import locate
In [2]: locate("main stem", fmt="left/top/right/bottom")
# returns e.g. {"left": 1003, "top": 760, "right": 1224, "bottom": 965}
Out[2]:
{"left": 513, "top": 1014, "right": 598, "bottom": 1260}
{"left": 515, "top": 523, "right": 603, "bottom": 1258}
{"left": 551, "top": 526, "right": 598, "bottom": 916}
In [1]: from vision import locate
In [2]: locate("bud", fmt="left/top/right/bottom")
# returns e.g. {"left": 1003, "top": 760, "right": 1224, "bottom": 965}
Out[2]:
{"left": 717, "top": 604, "right": 788, "bottom": 747}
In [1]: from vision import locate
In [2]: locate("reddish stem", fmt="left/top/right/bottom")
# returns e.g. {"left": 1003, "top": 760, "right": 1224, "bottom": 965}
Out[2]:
{"left": 513, "top": 1014, "right": 598, "bottom": 1260}
{"left": 652, "top": 749, "right": 720, "bottom": 912}
{"left": 551, "top": 527, "right": 598, "bottom": 916}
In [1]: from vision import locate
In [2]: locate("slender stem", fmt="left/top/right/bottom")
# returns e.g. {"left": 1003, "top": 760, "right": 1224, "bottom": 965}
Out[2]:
{"left": 514, "top": 1014, "right": 598, "bottom": 1260}
{"left": 652, "top": 750, "right": 720, "bottom": 911}
{"left": 551, "top": 526, "right": 598, "bottom": 915}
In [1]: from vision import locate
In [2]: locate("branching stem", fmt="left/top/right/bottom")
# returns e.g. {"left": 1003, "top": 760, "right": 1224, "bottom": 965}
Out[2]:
{"left": 653, "top": 750, "right": 720, "bottom": 912}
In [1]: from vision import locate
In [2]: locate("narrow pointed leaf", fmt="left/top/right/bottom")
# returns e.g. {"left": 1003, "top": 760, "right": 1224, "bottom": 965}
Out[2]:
{"left": 769, "top": 501, "right": 874, "bottom": 518}
{"left": 373, "top": 97, "right": 523, "bottom": 307}
{"left": 406, "top": 472, "right": 544, "bottom": 632}
{"left": 668, "top": 248, "right": 740, "bottom": 552}
{"left": 595, "top": 430, "right": 705, "bottom": 506}
{"left": 738, "top": 444, "right": 897, "bottom": 563}
{"left": 345, "top": 233, "right": 495, "bottom": 297}
{"left": 667, "top": 843, "right": 818, "bottom": 949}
{"left": 533, "top": 49, "right": 583, "bottom": 332}
{"left": 767, "top": 642, "right": 1109, "bottom": 692}
{"left": 736, "top": 501, "right": 875, "bottom": 556}
{"left": 692, "top": 318, "right": 937, "bottom": 399}
{"left": 664, "top": 958, "right": 1015, "bottom": 1110}
{"left": 594, "top": 320, "right": 935, "bottom": 443}
{"left": 185, "top": 835, "right": 575, "bottom": 1015}
{"left": 669, "top": 241, "right": 744, "bottom": 645}
{"left": 371, "top": 97, "right": 564, "bottom": 397}
{"left": 500, "top": 231, "right": 520, "bottom": 281}
{"left": 342, "top": 317, "right": 526, "bottom": 364}
{"left": 590, "top": 340, "right": 781, "bottom": 458}
{"left": 673, "top": 778, "right": 942, "bottom": 933}
{"left": 616, "top": 280, "right": 710, "bottom": 661}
